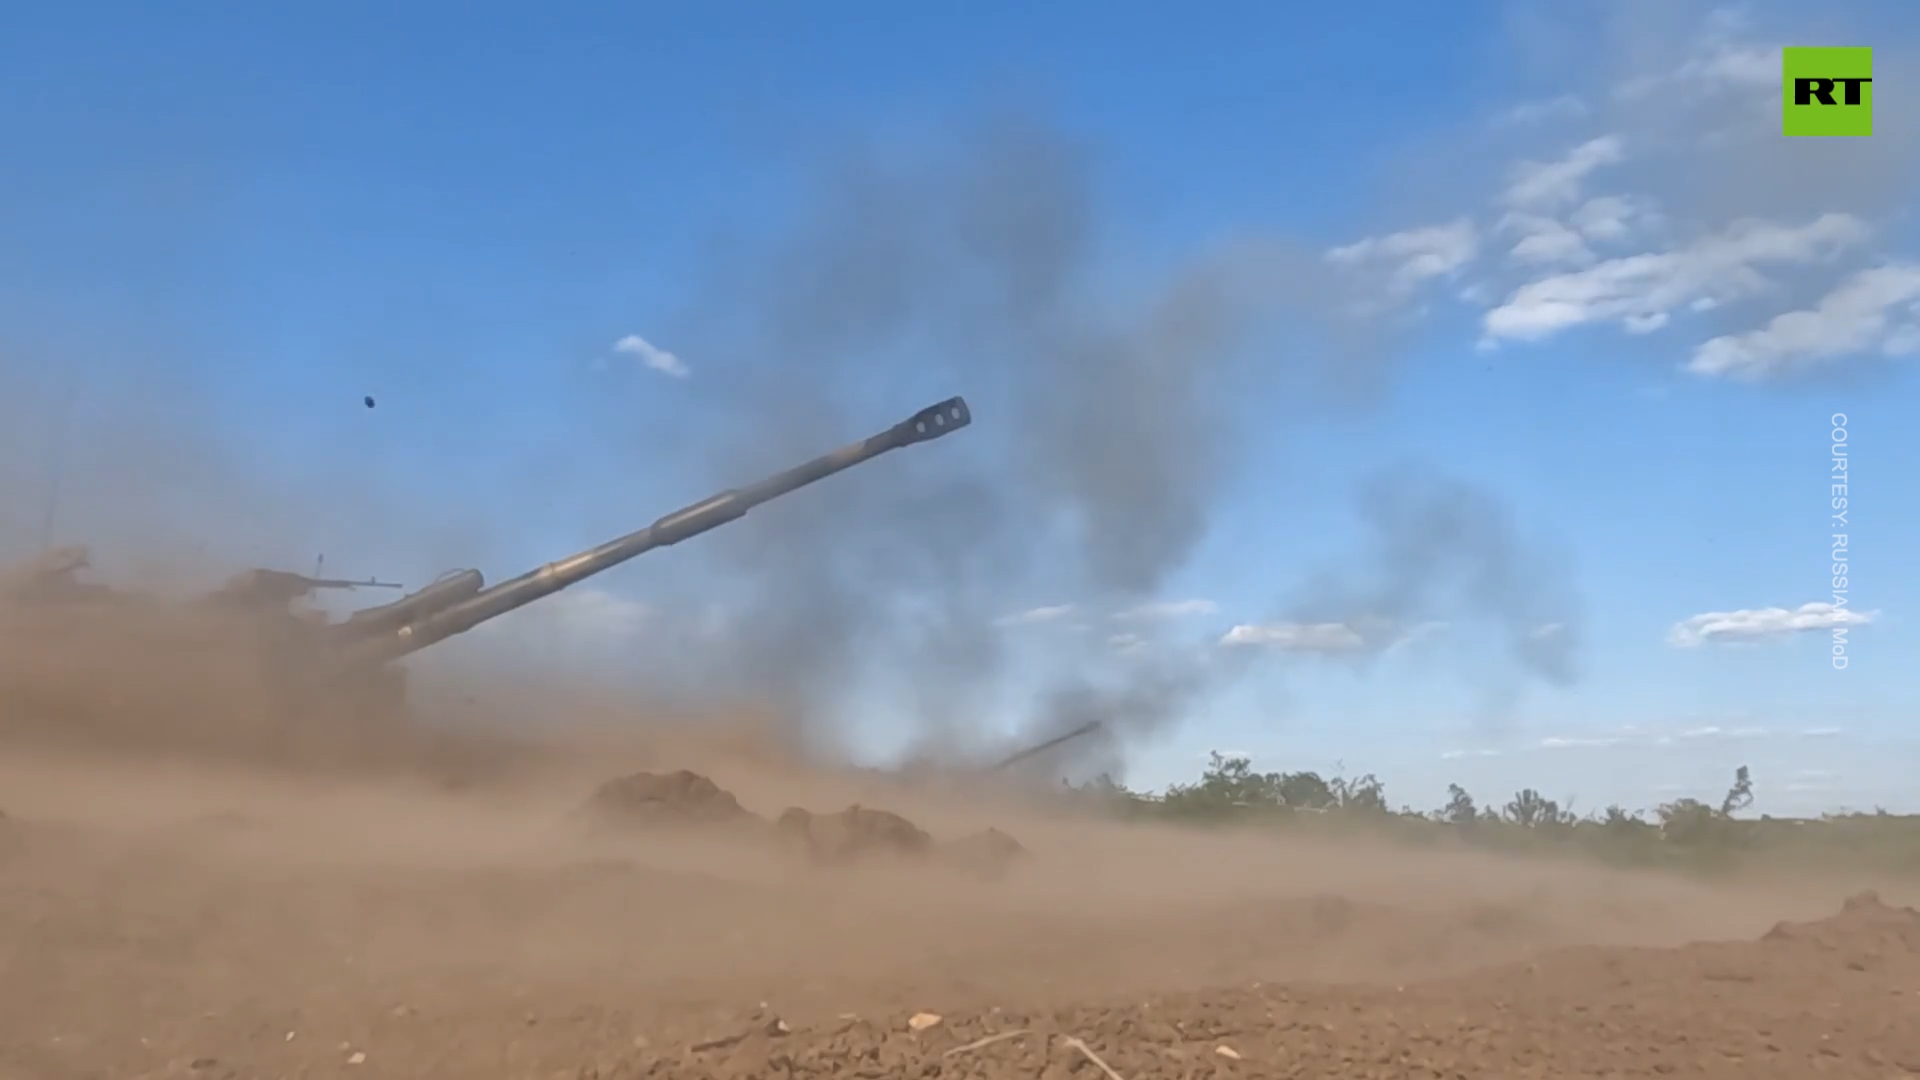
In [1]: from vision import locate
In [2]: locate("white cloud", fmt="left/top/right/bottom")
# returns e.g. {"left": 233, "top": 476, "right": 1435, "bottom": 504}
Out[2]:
{"left": 1220, "top": 617, "right": 1449, "bottom": 657}
{"left": 1618, "top": 42, "right": 1781, "bottom": 101}
{"left": 1539, "top": 735, "right": 1622, "bottom": 749}
{"left": 1114, "top": 598, "right": 1219, "bottom": 621}
{"left": 1667, "top": 602, "right": 1877, "bottom": 648}
{"left": 1108, "top": 632, "right": 1146, "bottom": 655}
{"left": 1569, "top": 196, "right": 1643, "bottom": 243}
{"left": 1482, "top": 213, "right": 1870, "bottom": 344}
{"left": 1323, "top": 12, "right": 1905, "bottom": 370}
{"left": 1466, "top": 720, "right": 1792, "bottom": 756}
{"left": 1799, "top": 726, "right": 1843, "bottom": 739}
{"left": 1680, "top": 45, "right": 1779, "bottom": 91}
{"left": 994, "top": 604, "right": 1074, "bottom": 628}
{"left": 1325, "top": 218, "right": 1479, "bottom": 294}
{"left": 1611, "top": 6, "right": 1780, "bottom": 103}
{"left": 1688, "top": 263, "right": 1920, "bottom": 380}
{"left": 1500, "top": 136, "right": 1626, "bottom": 212}
{"left": 1528, "top": 724, "right": 1768, "bottom": 750}
{"left": 1334, "top": 12, "right": 1907, "bottom": 394}
{"left": 1675, "top": 725, "right": 1767, "bottom": 741}
{"left": 613, "top": 333, "right": 690, "bottom": 378}
{"left": 1218, "top": 621, "right": 1369, "bottom": 653}
{"left": 1500, "top": 212, "right": 1596, "bottom": 268}
{"left": 1495, "top": 95, "right": 1588, "bottom": 127}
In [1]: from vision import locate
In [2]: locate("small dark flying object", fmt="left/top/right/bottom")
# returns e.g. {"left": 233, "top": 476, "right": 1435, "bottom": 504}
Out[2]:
{"left": 364, "top": 395, "right": 376, "bottom": 409}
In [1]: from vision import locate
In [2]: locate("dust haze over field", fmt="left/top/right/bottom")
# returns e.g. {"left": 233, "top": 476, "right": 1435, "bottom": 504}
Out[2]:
{"left": 5, "top": 730, "right": 1919, "bottom": 1079}
{"left": 6, "top": 1, "right": 1920, "bottom": 1077}
{"left": 0, "top": 95, "right": 1590, "bottom": 1080}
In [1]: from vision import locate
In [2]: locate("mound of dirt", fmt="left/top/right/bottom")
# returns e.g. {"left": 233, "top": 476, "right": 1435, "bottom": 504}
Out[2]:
{"left": 573, "top": 770, "right": 1024, "bottom": 878}
{"left": 775, "top": 804, "right": 935, "bottom": 865}
{"left": 580, "top": 770, "right": 761, "bottom": 831}
{"left": 939, "top": 826, "right": 1027, "bottom": 880}
{"left": 1761, "top": 889, "right": 1920, "bottom": 957}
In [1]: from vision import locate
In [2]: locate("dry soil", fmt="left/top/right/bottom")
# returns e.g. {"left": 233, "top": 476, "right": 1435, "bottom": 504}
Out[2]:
{"left": 2, "top": 610, "right": 1918, "bottom": 1080}
{"left": 5, "top": 725, "right": 1920, "bottom": 1080}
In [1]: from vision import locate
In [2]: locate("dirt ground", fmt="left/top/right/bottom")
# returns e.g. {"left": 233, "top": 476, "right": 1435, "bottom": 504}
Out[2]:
{"left": 6, "top": 721, "right": 1920, "bottom": 1080}
{"left": 0, "top": 604, "right": 1915, "bottom": 1079}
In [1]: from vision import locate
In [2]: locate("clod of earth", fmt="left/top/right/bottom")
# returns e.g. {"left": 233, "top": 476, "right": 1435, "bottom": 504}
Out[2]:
{"left": 1761, "top": 889, "right": 1920, "bottom": 961}
{"left": 940, "top": 826, "right": 1027, "bottom": 880}
{"left": 775, "top": 805, "right": 935, "bottom": 865}
{"left": 579, "top": 770, "right": 760, "bottom": 831}
{"left": 576, "top": 770, "right": 1027, "bottom": 876}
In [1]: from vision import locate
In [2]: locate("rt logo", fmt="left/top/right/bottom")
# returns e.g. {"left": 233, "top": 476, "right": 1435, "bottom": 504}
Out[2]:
{"left": 1783, "top": 47, "right": 1873, "bottom": 137}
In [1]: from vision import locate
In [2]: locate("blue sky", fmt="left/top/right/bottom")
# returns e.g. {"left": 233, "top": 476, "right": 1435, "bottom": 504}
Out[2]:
{"left": 1, "top": 1, "right": 1915, "bottom": 817}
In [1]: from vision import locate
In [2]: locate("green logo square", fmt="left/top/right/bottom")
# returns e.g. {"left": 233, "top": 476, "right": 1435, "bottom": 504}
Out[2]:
{"left": 1783, "top": 47, "right": 1873, "bottom": 137}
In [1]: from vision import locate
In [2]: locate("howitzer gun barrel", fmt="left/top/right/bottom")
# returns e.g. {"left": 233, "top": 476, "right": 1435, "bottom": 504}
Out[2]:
{"left": 343, "top": 396, "right": 972, "bottom": 667}
{"left": 990, "top": 720, "right": 1103, "bottom": 773}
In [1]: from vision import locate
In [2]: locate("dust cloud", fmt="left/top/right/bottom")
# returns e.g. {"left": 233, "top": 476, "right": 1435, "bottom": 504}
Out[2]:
{"left": 3, "top": 7, "right": 1912, "bottom": 1077}
{"left": 2, "top": 97, "right": 1585, "bottom": 779}
{"left": 4, "top": 736, "right": 1909, "bottom": 1077}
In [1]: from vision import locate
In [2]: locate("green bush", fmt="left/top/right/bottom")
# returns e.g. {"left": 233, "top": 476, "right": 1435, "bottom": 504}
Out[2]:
{"left": 1067, "top": 756, "right": 1918, "bottom": 879}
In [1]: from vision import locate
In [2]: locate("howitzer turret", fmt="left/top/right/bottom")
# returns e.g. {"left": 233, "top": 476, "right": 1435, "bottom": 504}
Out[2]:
{"left": 326, "top": 395, "right": 972, "bottom": 670}
{"left": 203, "top": 568, "right": 401, "bottom": 611}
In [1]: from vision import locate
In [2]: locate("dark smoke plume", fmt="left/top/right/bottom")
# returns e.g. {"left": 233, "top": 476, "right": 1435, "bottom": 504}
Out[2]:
{"left": 590, "top": 114, "right": 1583, "bottom": 773}
{"left": 1280, "top": 469, "right": 1582, "bottom": 693}
{"left": 0, "top": 106, "right": 1588, "bottom": 781}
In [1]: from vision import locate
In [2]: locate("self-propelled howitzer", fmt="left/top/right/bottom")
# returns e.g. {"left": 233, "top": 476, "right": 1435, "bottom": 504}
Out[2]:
{"left": 331, "top": 396, "right": 972, "bottom": 670}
